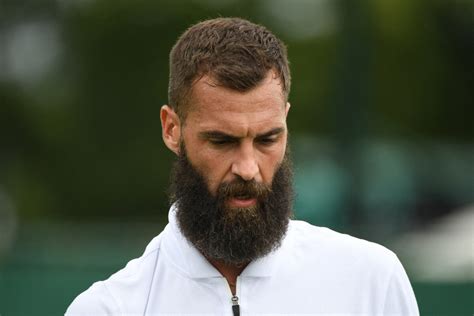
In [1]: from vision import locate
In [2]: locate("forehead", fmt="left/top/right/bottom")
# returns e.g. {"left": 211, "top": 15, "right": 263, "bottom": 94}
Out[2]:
{"left": 184, "top": 73, "right": 287, "bottom": 134}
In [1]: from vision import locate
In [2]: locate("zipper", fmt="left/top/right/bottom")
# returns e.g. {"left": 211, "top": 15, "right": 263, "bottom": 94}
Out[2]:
{"left": 231, "top": 295, "right": 240, "bottom": 316}
{"left": 223, "top": 277, "right": 240, "bottom": 316}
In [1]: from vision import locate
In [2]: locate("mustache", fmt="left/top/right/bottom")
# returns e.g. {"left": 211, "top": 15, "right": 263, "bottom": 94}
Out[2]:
{"left": 217, "top": 178, "right": 272, "bottom": 200}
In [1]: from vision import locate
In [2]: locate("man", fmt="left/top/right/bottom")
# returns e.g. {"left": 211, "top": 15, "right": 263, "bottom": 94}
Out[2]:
{"left": 66, "top": 17, "right": 418, "bottom": 315}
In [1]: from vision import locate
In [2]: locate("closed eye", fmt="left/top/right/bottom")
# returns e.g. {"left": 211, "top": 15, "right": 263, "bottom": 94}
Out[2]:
{"left": 256, "top": 137, "right": 278, "bottom": 146}
{"left": 209, "top": 138, "right": 238, "bottom": 146}
{"left": 255, "top": 127, "right": 284, "bottom": 146}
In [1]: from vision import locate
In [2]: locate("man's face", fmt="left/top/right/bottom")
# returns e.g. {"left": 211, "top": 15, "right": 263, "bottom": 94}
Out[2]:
{"left": 181, "top": 71, "right": 290, "bottom": 201}
{"left": 162, "top": 71, "right": 293, "bottom": 264}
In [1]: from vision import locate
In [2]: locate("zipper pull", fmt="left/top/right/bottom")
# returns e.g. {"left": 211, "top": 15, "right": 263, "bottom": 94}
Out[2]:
{"left": 231, "top": 295, "right": 240, "bottom": 316}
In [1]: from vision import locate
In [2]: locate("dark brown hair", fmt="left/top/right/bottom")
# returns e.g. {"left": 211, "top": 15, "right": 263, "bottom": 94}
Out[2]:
{"left": 168, "top": 17, "right": 291, "bottom": 118}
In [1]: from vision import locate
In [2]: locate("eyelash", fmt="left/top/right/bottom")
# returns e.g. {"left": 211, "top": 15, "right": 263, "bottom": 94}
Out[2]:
{"left": 257, "top": 137, "right": 277, "bottom": 145}
{"left": 209, "top": 139, "right": 235, "bottom": 146}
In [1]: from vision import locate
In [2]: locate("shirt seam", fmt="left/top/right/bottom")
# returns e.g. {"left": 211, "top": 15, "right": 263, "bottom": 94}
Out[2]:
{"left": 143, "top": 248, "right": 161, "bottom": 315}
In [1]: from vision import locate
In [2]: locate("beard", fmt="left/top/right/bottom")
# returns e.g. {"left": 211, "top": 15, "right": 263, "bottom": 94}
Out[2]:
{"left": 169, "top": 144, "right": 294, "bottom": 266}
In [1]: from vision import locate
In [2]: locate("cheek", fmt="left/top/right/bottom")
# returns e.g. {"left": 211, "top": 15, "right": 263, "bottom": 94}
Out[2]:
{"left": 193, "top": 152, "right": 231, "bottom": 192}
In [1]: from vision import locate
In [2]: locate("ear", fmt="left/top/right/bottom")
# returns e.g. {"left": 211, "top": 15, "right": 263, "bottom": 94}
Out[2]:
{"left": 160, "top": 105, "right": 181, "bottom": 155}
{"left": 285, "top": 102, "right": 291, "bottom": 117}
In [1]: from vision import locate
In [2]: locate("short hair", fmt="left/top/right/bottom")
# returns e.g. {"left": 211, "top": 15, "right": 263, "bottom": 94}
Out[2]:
{"left": 168, "top": 17, "right": 291, "bottom": 118}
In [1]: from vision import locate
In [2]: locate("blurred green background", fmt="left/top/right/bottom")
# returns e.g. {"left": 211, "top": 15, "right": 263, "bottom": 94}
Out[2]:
{"left": 0, "top": 0, "right": 472, "bottom": 314}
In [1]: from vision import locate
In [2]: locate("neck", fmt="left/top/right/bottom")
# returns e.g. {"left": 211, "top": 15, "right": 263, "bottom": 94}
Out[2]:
{"left": 207, "top": 258, "right": 249, "bottom": 295}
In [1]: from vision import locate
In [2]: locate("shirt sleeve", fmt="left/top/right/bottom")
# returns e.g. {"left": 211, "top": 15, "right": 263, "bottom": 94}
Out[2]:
{"left": 65, "top": 281, "right": 121, "bottom": 316}
{"left": 383, "top": 256, "right": 419, "bottom": 316}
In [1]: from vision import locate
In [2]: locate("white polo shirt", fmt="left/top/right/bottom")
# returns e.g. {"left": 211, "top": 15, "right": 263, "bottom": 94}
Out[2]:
{"left": 66, "top": 206, "right": 419, "bottom": 315}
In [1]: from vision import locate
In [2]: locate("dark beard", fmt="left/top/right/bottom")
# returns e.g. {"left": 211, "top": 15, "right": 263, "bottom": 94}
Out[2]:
{"left": 169, "top": 146, "right": 294, "bottom": 266}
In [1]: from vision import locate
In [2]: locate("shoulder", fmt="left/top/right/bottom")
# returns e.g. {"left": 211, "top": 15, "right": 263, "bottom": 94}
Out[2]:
{"left": 65, "top": 281, "right": 119, "bottom": 315}
{"left": 66, "top": 233, "right": 164, "bottom": 314}
{"left": 280, "top": 220, "right": 418, "bottom": 314}
{"left": 286, "top": 220, "right": 399, "bottom": 271}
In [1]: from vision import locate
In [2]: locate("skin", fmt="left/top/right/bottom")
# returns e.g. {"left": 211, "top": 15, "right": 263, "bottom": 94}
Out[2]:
{"left": 161, "top": 70, "right": 290, "bottom": 293}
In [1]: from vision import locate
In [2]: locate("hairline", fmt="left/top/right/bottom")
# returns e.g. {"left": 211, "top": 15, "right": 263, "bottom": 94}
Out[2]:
{"left": 176, "top": 68, "right": 287, "bottom": 122}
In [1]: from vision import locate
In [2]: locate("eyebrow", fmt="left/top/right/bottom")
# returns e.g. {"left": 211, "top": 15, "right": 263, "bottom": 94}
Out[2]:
{"left": 199, "top": 127, "right": 285, "bottom": 141}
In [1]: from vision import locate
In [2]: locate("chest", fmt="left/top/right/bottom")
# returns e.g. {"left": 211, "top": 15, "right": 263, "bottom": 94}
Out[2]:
{"left": 144, "top": 263, "right": 387, "bottom": 315}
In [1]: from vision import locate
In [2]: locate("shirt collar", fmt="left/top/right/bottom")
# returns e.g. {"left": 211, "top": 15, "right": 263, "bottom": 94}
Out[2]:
{"left": 162, "top": 203, "right": 283, "bottom": 279}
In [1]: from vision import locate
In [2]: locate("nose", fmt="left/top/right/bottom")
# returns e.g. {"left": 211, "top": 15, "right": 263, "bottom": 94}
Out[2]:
{"left": 231, "top": 142, "right": 259, "bottom": 181}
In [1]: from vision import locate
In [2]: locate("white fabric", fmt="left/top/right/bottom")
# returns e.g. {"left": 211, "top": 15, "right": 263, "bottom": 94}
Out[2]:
{"left": 66, "top": 206, "right": 419, "bottom": 315}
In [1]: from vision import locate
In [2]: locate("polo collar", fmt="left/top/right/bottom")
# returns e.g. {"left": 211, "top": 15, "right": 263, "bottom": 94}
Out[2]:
{"left": 161, "top": 204, "right": 282, "bottom": 279}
